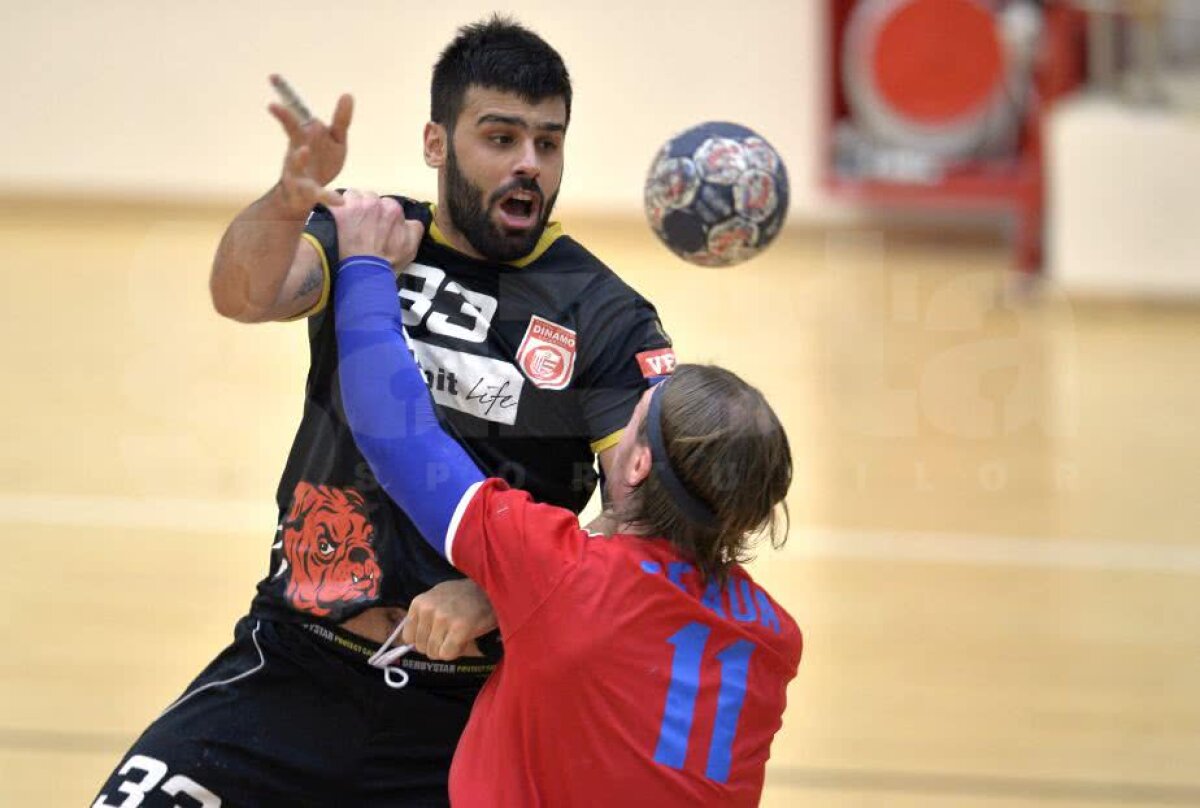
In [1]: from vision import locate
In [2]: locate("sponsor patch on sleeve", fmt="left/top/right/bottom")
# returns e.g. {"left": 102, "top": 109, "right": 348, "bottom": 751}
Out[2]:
{"left": 636, "top": 348, "right": 677, "bottom": 381}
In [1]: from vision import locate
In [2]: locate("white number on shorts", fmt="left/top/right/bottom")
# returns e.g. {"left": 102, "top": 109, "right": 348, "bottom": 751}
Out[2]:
{"left": 93, "top": 754, "right": 222, "bottom": 807}
{"left": 161, "top": 774, "right": 221, "bottom": 807}
{"left": 93, "top": 755, "right": 167, "bottom": 808}
{"left": 399, "top": 263, "right": 497, "bottom": 343}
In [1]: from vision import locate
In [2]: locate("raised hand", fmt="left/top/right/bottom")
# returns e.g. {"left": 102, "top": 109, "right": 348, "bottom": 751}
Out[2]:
{"left": 267, "top": 74, "right": 354, "bottom": 216}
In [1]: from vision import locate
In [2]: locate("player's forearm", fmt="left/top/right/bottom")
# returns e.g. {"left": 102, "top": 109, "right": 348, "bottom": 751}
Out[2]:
{"left": 210, "top": 184, "right": 309, "bottom": 321}
{"left": 334, "top": 256, "right": 485, "bottom": 557}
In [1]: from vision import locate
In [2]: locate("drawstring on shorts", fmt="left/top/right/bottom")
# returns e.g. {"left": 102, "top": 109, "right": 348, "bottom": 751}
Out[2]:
{"left": 367, "top": 618, "right": 413, "bottom": 689}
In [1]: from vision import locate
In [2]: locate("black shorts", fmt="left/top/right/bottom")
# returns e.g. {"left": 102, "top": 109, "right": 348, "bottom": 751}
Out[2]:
{"left": 92, "top": 616, "right": 494, "bottom": 808}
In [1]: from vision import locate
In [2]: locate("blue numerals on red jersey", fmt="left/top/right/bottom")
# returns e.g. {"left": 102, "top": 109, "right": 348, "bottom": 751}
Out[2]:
{"left": 653, "top": 622, "right": 755, "bottom": 783}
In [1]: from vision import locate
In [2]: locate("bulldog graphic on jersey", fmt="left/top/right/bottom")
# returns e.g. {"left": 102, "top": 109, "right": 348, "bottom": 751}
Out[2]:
{"left": 279, "top": 482, "right": 382, "bottom": 618}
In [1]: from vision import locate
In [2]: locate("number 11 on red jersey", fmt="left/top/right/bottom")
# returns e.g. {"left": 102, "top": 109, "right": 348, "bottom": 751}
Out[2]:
{"left": 653, "top": 622, "right": 755, "bottom": 783}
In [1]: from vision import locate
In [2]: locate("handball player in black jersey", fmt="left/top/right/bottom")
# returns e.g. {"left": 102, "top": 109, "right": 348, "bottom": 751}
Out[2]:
{"left": 92, "top": 16, "right": 674, "bottom": 808}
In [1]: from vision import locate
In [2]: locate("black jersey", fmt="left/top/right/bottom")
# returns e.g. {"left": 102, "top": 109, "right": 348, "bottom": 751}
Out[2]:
{"left": 250, "top": 197, "right": 675, "bottom": 626}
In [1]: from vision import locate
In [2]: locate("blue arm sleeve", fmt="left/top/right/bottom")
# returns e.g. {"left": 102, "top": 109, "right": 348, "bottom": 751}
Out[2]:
{"left": 334, "top": 256, "right": 486, "bottom": 559}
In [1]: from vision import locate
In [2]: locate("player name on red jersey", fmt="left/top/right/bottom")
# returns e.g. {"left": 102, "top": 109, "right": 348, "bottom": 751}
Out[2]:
{"left": 640, "top": 559, "right": 782, "bottom": 634}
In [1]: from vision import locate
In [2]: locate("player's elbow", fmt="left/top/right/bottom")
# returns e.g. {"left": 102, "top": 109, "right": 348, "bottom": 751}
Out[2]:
{"left": 210, "top": 258, "right": 279, "bottom": 323}
{"left": 210, "top": 271, "right": 263, "bottom": 323}
{"left": 210, "top": 279, "right": 244, "bottom": 321}
{"left": 210, "top": 288, "right": 240, "bottom": 320}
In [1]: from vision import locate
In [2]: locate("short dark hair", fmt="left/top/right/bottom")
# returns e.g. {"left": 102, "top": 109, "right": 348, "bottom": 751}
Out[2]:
{"left": 431, "top": 15, "right": 572, "bottom": 132}
{"left": 615, "top": 365, "right": 793, "bottom": 583}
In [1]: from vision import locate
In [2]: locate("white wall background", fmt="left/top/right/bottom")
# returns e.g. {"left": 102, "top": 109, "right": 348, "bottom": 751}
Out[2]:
{"left": 1048, "top": 96, "right": 1200, "bottom": 297}
{"left": 0, "top": 0, "right": 831, "bottom": 217}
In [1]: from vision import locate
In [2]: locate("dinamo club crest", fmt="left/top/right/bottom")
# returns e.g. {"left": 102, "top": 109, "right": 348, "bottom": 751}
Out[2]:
{"left": 516, "top": 315, "right": 577, "bottom": 390}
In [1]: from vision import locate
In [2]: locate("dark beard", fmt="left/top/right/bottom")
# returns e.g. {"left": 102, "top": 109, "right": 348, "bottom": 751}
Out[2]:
{"left": 444, "top": 143, "right": 559, "bottom": 263}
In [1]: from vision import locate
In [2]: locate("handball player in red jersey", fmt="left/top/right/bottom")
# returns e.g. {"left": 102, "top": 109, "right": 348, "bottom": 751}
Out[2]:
{"left": 330, "top": 190, "right": 802, "bottom": 806}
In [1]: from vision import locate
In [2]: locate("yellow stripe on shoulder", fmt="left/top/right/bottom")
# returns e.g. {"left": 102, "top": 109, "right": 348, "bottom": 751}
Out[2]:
{"left": 281, "top": 232, "right": 332, "bottom": 321}
{"left": 590, "top": 429, "right": 623, "bottom": 455}
{"left": 508, "top": 222, "right": 564, "bottom": 268}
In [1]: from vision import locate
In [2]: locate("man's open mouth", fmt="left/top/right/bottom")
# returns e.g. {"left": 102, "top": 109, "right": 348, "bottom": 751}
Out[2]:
{"left": 496, "top": 189, "right": 541, "bottom": 230}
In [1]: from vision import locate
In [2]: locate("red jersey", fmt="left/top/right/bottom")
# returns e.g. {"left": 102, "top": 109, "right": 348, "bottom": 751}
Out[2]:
{"left": 445, "top": 479, "right": 803, "bottom": 806}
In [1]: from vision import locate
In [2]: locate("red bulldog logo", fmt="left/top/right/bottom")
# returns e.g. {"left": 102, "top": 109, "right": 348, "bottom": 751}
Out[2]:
{"left": 280, "top": 482, "right": 381, "bottom": 617}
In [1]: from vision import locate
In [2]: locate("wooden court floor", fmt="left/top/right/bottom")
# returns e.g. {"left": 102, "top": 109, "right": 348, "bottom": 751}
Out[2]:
{"left": 1, "top": 200, "right": 1198, "bottom": 806}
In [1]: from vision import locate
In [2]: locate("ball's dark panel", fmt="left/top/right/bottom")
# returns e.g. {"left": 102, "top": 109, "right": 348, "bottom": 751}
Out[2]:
{"left": 661, "top": 210, "right": 707, "bottom": 253}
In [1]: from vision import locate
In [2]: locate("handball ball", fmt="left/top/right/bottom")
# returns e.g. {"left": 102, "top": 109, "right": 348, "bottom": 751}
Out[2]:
{"left": 644, "top": 122, "right": 789, "bottom": 267}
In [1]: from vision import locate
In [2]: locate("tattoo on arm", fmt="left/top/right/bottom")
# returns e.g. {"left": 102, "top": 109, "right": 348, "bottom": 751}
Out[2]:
{"left": 293, "top": 266, "right": 324, "bottom": 301}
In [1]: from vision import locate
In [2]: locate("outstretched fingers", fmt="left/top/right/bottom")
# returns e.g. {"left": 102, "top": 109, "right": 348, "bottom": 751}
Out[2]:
{"left": 269, "top": 73, "right": 313, "bottom": 125}
{"left": 268, "top": 102, "right": 305, "bottom": 144}
{"left": 329, "top": 94, "right": 354, "bottom": 143}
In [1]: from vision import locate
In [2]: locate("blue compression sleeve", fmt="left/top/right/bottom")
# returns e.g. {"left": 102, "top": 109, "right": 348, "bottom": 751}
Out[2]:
{"left": 334, "top": 256, "right": 485, "bottom": 559}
